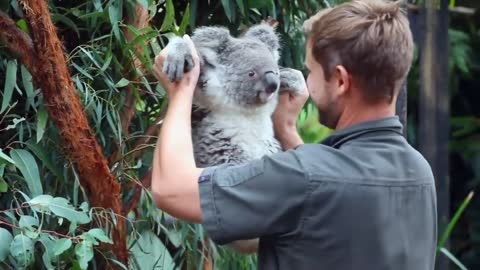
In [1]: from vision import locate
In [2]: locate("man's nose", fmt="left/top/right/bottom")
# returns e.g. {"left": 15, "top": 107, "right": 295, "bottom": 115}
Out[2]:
{"left": 264, "top": 71, "right": 279, "bottom": 94}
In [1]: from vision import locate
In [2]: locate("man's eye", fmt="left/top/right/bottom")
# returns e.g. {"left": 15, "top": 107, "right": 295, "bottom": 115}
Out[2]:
{"left": 248, "top": 71, "right": 255, "bottom": 77}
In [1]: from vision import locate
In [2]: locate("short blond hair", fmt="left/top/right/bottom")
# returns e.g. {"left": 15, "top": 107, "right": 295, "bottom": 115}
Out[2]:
{"left": 304, "top": 0, "right": 413, "bottom": 103}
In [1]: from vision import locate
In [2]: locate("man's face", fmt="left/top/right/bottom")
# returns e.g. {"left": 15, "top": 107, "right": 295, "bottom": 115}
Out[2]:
{"left": 305, "top": 40, "right": 341, "bottom": 129}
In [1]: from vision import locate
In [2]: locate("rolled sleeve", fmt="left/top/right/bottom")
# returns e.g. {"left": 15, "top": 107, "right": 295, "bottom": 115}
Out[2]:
{"left": 198, "top": 150, "right": 308, "bottom": 245}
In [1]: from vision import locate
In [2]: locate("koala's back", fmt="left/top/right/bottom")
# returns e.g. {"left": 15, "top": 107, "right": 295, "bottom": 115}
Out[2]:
{"left": 192, "top": 107, "right": 280, "bottom": 167}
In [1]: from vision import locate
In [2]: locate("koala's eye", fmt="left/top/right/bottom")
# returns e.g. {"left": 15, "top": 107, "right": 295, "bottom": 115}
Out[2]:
{"left": 248, "top": 71, "right": 256, "bottom": 77}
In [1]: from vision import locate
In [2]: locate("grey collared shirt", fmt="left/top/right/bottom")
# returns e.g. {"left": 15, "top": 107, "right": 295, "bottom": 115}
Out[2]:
{"left": 199, "top": 116, "right": 437, "bottom": 270}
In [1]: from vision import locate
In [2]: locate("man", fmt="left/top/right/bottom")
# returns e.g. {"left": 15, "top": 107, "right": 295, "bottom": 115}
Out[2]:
{"left": 151, "top": 0, "right": 438, "bottom": 269}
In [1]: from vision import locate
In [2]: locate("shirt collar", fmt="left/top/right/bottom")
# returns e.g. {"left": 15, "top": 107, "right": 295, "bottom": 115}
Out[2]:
{"left": 320, "top": 116, "right": 404, "bottom": 148}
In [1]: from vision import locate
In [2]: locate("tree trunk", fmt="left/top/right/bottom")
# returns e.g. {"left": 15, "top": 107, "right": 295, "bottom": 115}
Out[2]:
{"left": 6, "top": 1, "right": 128, "bottom": 267}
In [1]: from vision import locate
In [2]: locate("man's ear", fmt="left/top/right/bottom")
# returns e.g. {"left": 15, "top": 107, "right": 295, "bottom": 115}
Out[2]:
{"left": 243, "top": 24, "right": 280, "bottom": 61}
{"left": 334, "top": 65, "right": 351, "bottom": 96}
{"left": 192, "top": 26, "right": 231, "bottom": 67}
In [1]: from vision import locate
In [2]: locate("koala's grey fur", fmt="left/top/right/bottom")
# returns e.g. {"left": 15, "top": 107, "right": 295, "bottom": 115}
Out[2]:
{"left": 162, "top": 23, "right": 306, "bottom": 253}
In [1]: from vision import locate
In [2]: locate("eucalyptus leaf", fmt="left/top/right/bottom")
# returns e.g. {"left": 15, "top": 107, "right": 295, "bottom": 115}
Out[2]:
{"left": 130, "top": 230, "right": 174, "bottom": 270}
{"left": 0, "top": 228, "right": 13, "bottom": 261}
{"left": 19, "top": 216, "right": 39, "bottom": 230}
{"left": 85, "top": 228, "right": 113, "bottom": 244}
{"left": 0, "top": 149, "right": 15, "bottom": 165}
{"left": 36, "top": 107, "right": 48, "bottom": 143}
{"left": 28, "top": 194, "right": 54, "bottom": 211}
{"left": 75, "top": 241, "right": 94, "bottom": 270}
{"left": 25, "top": 141, "right": 63, "bottom": 181}
{"left": 20, "top": 65, "right": 35, "bottom": 109}
{"left": 221, "top": 0, "right": 235, "bottom": 22}
{"left": 52, "top": 238, "right": 72, "bottom": 256}
{"left": 0, "top": 177, "right": 8, "bottom": 193}
{"left": 49, "top": 197, "right": 91, "bottom": 224}
{"left": 1, "top": 60, "right": 18, "bottom": 114}
{"left": 10, "top": 149, "right": 43, "bottom": 197}
{"left": 9, "top": 234, "right": 34, "bottom": 268}
{"left": 160, "top": 0, "right": 175, "bottom": 31}
{"left": 114, "top": 78, "right": 130, "bottom": 88}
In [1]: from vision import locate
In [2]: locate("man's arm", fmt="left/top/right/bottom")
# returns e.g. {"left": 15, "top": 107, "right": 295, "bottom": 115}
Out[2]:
{"left": 273, "top": 87, "right": 309, "bottom": 150}
{"left": 150, "top": 35, "right": 203, "bottom": 223}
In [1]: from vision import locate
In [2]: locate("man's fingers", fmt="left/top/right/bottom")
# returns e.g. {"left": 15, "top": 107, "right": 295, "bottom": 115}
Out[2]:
{"left": 183, "top": 35, "right": 200, "bottom": 64}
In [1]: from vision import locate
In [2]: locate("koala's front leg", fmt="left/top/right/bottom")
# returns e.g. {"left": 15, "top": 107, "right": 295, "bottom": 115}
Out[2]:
{"left": 279, "top": 67, "right": 307, "bottom": 95}
{"left": 163, "top": 36, "right": 196, "bottom": 82}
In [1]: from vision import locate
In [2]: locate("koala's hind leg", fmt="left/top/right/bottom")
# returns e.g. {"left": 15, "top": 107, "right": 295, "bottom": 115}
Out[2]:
{"left": 279, "top": 67, "right": 307, "bottom": 95}
{"left": 163, "top": 36, "right": 195, "bottom": 82}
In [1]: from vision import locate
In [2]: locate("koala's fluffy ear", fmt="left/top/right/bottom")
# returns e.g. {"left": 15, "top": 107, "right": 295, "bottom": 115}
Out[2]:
{"left": 191, "top": 26, "right": 231, "bottom": 66}
{"left": 243, "top": 24, "right": 280, "bottom": 60}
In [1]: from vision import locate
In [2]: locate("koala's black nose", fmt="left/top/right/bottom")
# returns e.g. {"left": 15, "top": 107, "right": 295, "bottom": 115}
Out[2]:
{"left": 264, "top": 71, "right": 279, "bottom": 94}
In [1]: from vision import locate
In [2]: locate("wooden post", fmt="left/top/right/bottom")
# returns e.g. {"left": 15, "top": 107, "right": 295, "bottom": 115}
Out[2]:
{"left": 418, "top": 0, "right": 450, "bottom": 269}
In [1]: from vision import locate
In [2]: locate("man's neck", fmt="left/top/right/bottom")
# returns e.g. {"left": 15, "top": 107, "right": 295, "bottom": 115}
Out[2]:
{"left": 335, "top": 102, "right": 395, "bottom": 131}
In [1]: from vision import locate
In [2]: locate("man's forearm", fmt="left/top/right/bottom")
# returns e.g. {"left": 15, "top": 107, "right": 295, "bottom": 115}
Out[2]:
{"left": 154, "top": 93, "right": 196, "bottom": 177}
{"left": 151, "top": 92, "right": 202, "bottom": 220}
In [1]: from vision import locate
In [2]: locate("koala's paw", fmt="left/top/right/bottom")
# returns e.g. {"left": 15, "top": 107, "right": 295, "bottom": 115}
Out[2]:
{"left": 163, "top": 36, "right": 195, "bottom": 82}
{"left": 279, "top": 67, "right": 307, "bottom": 95}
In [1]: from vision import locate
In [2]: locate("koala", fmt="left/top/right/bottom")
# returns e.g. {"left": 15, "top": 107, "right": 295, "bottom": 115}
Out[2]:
{"left": 162, "top": 23, "right": 306, "bottom": 253}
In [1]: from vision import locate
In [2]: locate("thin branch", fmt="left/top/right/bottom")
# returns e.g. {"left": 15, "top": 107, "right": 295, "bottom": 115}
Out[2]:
{"left": 119, "top": 4, "right": 152, "bottom": 135}
{"left": 130, "top": 113, "right": 164, "bottom": 160}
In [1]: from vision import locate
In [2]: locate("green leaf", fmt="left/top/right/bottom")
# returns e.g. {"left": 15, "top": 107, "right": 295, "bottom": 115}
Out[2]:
{"left": 85, "top": 228, "right": 113, "bottom": 244}
{"left": 9, "top": 234, "right": 34, "bottom": 268}
{"left": 19, "top": 216, "right": 39, "bottom": 230}
{"left": 236, "top": 0, "right": 246, "bottom": 15}
{"left": 1, "top": 60, "right": 18, "bottom": 114}
{"left": 439, "top": 247, "right": 468, "bottom": 270}
{"left": 178, "top": 4, "right": 190, "bottom": 35}
{"left": 10, "top": 149, "right": 43, "bottom": 197}
{"left": 36, "top": 107, "right": 48, "bottom": 143}
{"left": 19, "top": 215, "right": 40, "bottom": 239}
{"left": 25, "top": 141, "right": 63, "bottom": 181}
{"left": 0, "top": 177, "right": 8, "bottom": 193}
{"left": 130, "top": 230, "right": 175, "bottom": 270}
{"left": 108, "top": 0, "right": 123, "bottom": 41}
{"left": 40, "top": 233, "right": 67, "bottom": 269}
{"left": 0, "top": 149, "right": 15, "bottom": 165}
{"left": 114, "top": 78, "right": 130, "bottom": 88}
{"left": 21, "top": 65, "right": 35, "bottom": 110}
{"left": 160, "top": 0, "right": 175, "bottom": 31}
{"left": 49, "top": 197, "right": 91, "bottom": 224}
{"left": 75, "top": 241, "right": 94, "bottom": 270}
{"left": 52, "top": 238, "right": 72, "bottom": 256}
{"left": 16, "top": 19, "right": 29, "bottom": 33}
{"left": 0, "top": 228, "right": 13, "bottom": 261}
{"left": 438, "top": 191, "right": 474, "bottom": 248}
{"left": 221, "top": 0, "right": 236, "bottom": 22}
{"left": 28, "top": 194, "right": 54, "bottom": 211}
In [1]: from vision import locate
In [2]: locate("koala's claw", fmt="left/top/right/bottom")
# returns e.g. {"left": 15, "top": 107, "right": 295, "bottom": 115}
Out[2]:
{"left": 163, "top": 37, "right": 195, "bottom": 82}
{"left": 279, "top": 67, "right": 307, "bottom": 94}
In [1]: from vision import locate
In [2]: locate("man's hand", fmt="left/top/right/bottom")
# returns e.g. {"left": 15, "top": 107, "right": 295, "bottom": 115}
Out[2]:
{"left": 273, "top": 68, "right": 309, "bottom": 150}
{"left": 152, "top": 35, "right": 200, "bottom": 99}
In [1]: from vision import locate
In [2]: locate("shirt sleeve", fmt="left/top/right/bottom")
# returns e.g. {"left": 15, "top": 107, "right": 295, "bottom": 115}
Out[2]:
{"left": 198, "top": 149, "right": 308, "bottom": 245}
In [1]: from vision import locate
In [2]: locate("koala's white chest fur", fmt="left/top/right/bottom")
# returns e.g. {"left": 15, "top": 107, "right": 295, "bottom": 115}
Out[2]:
{"left": 192, "top": 105, "right": 280, "bottom": 167}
